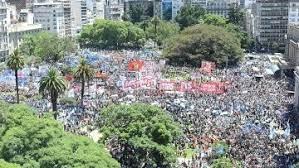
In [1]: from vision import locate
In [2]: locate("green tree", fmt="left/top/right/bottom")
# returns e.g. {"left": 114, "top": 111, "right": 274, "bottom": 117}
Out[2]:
{"left": 0, "top": 102, "right": 120, "bottom": 168}
{"left": 203, "top": 14, "right": 228, "bottom": 27}
{"left": 163, "top": 24, "right": 244, "bottom": 67}
{"left": 39, "top": 68, "right": 66, "bottom": 119}
{"left": 228, "top": 5, "right": 244, "bottom": 26}
{"left": 140, "top": 19, "right": 150, "bottom": 31}
{"left": 0, "top": 159, "right": 20, "bottom": 168}
{"left": 6, "top": 49, "right": 25, "bottom": 104}
{"left": 79, "top": 20, "right": 145, "bottom": 49}
{"left": 151, "top": 16, "right": 160, "bottom": 40}
{"left": 225, "top": 23, "right": 250, "bottom": 49}
{"left": 75, "top": 58, "right": 94, "bottom": 111}
{"left": 211, "top": 157, "right": 242, "bottom": 168}
{"left": 145, "top": 21, "right": 180, "bottom": 46}
{"left": 20, "top": 32, "right": 75, "bottom": 63}
{"left": 99, "top": 104, "right": 182, "bottom": 167}
{"left": 271, "top": 42, "right": 279, "bottom": 54}
{"left": 175, "top": 5, "right": 206, "bottom": 29}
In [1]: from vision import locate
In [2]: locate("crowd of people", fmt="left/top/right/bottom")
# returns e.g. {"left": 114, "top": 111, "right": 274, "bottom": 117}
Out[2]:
{"left": 0, "top": 49, "right": 298, "bottom": 167}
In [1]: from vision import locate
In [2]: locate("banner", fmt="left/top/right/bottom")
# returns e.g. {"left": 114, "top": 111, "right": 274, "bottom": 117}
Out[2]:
{"left": 200, "top": 61, "right": 216, "bottom": 74}
{"left": 128, "top": 60, "right": 144, "bottom": 71}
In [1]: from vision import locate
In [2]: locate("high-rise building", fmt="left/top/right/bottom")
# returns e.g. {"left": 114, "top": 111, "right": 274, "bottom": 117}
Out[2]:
{"left": 71, "top": 0, "right": 88, "bottom": 36}
{"left": 6, "top": 0, "right": 26, "bottom": 12}
{"left": 254, "top": 0, "right": 288, "bottom": 52}
{"left": 104, "top": 0, "right": 124, "bottom": 20}
{"left": 172, "top": 0, "right": 183, "bottom": 19}
{"left": 94, "top": 0, "right": 105, "bottom": 19}
{"left": 54, "top": 0, "right": 71, "bottom": 36}
{"left": 288, "top": 0, "right": 299, "bottom": 25}
{"left": 0, "top": 0, "right": 9, "bottom": 60}
{"left": 33, "top": 1, "right": 65, "bottom": 37}
{"left": 285, "top": 24, "right": 299, "bottom": 68}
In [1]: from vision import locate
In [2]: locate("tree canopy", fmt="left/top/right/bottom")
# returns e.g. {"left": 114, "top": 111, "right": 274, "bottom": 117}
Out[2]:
{"left": 20, "top": 32, "right": 76, "bottom": 63}
{"left": 125, "top": 4, "right": 153, "bottom": 23}
{"left": 175, "top": 5, "right": 206, "bottom": 29}
{"left": 0, "top": 101, "right": 120, "bottom": 168}
{"left": 163, "top": 24, "right": 244, "bottom": 67}
{"left": 99, "top": 103, "right": 182, "bottom": 168}
{"left": 79, "top": 20, "right": 146, "bottom": 49}
{"left": 145, "top": 20, "right": 180, "bottom": 46}
{"left": 0, "top": 159, "right": 20, "bottom": 168}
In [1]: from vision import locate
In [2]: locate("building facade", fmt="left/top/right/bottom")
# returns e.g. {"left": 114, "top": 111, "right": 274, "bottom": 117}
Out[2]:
{"left": 33, "top": 1, "right": 65, "bottom": 37}
{"left": 0, "top": 0, "right": 9, "bottom": 60}
{"left": 104, "top": 0, "right": 124, "bottom": 20}
{"left": 54, "top": 0, "right": 72, "bottom": 36}
{"left": 70, "top": 0, "right": 88, "bottom": 36}
{"left": 285, "top": 24, "right": 299, "bottom": 69}
{"left": 8, "top": 22, "right": 43, "bottom": 54}
{"left": 255, "top": 0, "right": 288, "bottom": 52}
{"left": 172, "top": 0, "right": 183, "bottom": 19}
{"left": 206, "top": 0, "right": 238, "bottom": 18}
{"left": 94, "top": 0, "right": 105, "bottom": 19}
{"left": 289, "top": 0, "right": 299, "bottom": 25}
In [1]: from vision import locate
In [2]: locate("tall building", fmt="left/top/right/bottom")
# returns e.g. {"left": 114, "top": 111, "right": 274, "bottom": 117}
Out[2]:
{"left": 153, "top": 0, "right": 161, "bottom": 18}
{"left": 33, "top": 1, "right": 65, "bottom": 37}
{"left": 255, "top": 0, "right": 288, "bottom": 52}
{"left": 6, "top": 0, "right": 26, "bottom": 12}
{"left": 104, "top": 0, "right": 124, "bottom": 20}
{"left": 285, "top": 24, "right": 299, "bottom": 68}
{"left": 206, "top": 0, "right": 238, "bottom": 18}
{"left": 94, "top": 0, "right": 105, "bottom": 19}
{"left": 71, "top": 0, "right": 88, "bottom": 36}
{"left": 0, "top": 0, "right": 9, "bottom": 60}
{"left": 54, "top": 0, "right": 71, "bottom": 36}
{"left": 289, "top": 0, "right": 299, "bottom": 25}
{"left": 172, "top": 0, "right": 183, "bottom": 19}
{"left": 162, "top": 0, "right": 172, "bottom": 20}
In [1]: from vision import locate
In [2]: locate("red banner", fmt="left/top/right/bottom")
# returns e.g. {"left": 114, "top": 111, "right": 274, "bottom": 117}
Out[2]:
{"left": 128, "top": 60, "right": 144, "bottom": 71}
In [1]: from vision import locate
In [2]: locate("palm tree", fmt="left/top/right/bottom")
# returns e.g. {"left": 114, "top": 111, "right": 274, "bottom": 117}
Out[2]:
{"left": 7, "top": 49, "right": 25, "bottom": 104}
{"left": 75, "top": 58, "right": 94, "bottom": 111}
{"left": 151, "top": 16, "right": 160, "bottom": 37}
{"left": 39, "top": 68, "right": 66, "bottom": 119}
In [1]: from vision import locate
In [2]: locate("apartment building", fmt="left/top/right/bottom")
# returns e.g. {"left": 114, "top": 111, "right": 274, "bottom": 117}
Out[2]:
{"left": 255, "top": 0, "right": 288, "bottom": 52}
{"left": 33, "top": 1, "right": 65, "bottom": 37}
{"left": 0, "top": 0, "right": 9, "bottom": 60}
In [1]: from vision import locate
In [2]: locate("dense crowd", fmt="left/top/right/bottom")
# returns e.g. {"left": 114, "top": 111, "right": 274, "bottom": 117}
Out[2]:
{"left": 0, "top": 50, "right": 298, "bottom": 167}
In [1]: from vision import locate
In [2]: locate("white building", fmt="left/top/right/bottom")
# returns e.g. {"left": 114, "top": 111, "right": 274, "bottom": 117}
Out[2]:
{"left": 8, "top": 23, "right": 43, "bottom": 54}
{"left": 19, "top": 9, "right": 34, "bottom": 23}
{"left": 289, "top": 0, "right": 299, "bottom": 25}
{"left": 244, "top": 0, "right": 255, "bottom": 8}
{"left": 33, "top": 1, "right": 65, "bottom": 37}
{"left": 104, "top": 0, "right": 124, "bottom": 20}
{"left": 94, "top": 0, "right": 105, "bottom": 19}
{"left": 0, "top": 0, "right": 9, "bottom": 60}
{"left": 294, "top": 67, "right": 299, "bottom": 107}
{"left": 172, "top": 0, "right": 183, "bottom": 20}
{"left": 206, "top": 0, "right": 238, "bottom": 18}
{"left": 71, "top": 0, "right": 88, "bottom": 36}
{"left": 190, "top": 0, "right": 207, "bottom": 8}
{"left": 54, "top": 0, "right": 72, "bottom": 36}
